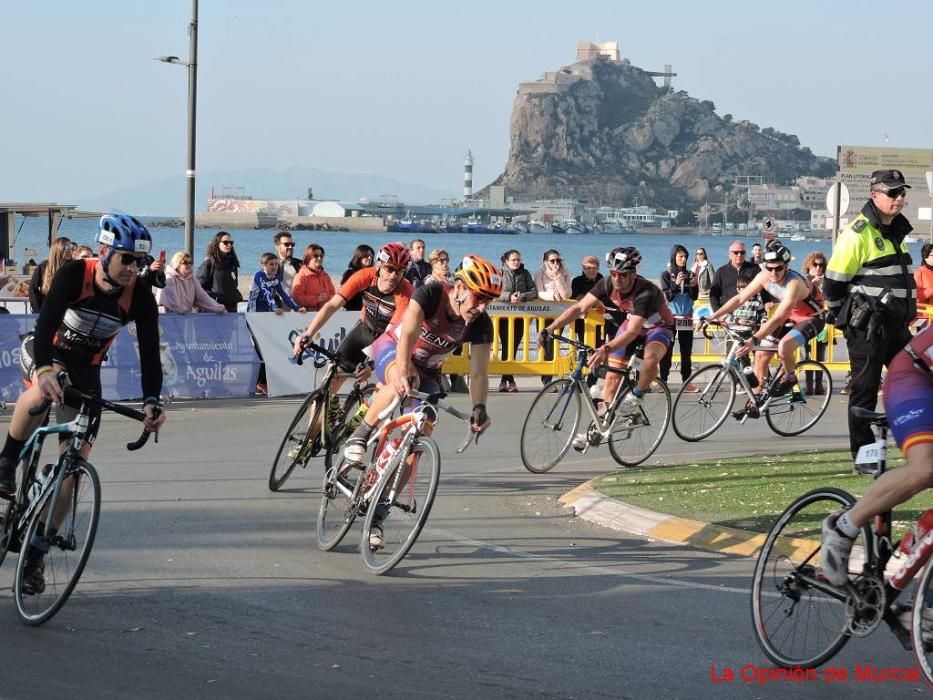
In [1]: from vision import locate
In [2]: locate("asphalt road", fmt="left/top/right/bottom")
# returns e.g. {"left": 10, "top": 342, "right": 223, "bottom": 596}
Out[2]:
{"left": 0, "top": 383, "right": 925, "bottom": 699}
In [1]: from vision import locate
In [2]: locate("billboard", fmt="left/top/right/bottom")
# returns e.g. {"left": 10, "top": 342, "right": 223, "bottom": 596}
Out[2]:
{"left": 837, "top": 146, "right": 933, "bottom": 223}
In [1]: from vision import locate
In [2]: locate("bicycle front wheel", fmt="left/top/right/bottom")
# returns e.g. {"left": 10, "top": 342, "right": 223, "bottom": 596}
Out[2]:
{"left": 361, "top": 437, "right": 440, "bottom": 575}
{"left": 765, "top": 361, "right": 833, "bottom": 437}
{"left": 608, "top": 377, "right": 671, "bottom": 467}
{"left": 912, "top": 558, "right": 933, "bottom": 687}
{"left": 269, "top": 391, "right": 324, "bottom": 491}
{"left": 520, "top": 379, "right": 581, "bottom": 473}
{"left": 672, "top": 364, "right": 736, "bottom": 442}
{"left": 14, "top": 460, "right": 101, "bottom": 626}
{"left": 316, "top": 454, "right": 364, "bottom": 551}
{"left": 750, "top": 487, "right": 867, "bottom": 668}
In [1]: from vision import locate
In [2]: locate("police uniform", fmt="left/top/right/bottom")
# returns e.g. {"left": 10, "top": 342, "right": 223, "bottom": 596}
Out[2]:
{"left": 825, "top": 169, "right": 916, "bottom": 457}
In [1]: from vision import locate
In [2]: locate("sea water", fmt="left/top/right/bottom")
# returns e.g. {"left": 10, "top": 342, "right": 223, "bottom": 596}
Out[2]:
{"left": 10, "top": 214, "right": 922, "bottom": 278}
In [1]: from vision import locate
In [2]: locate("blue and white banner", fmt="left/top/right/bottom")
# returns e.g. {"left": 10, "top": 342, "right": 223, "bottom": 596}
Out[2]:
{"left": 245, "top": 310, "right": 360, "bottom": 397}
{"left": 103, "top": 313, "right": 261, "bottom": 400}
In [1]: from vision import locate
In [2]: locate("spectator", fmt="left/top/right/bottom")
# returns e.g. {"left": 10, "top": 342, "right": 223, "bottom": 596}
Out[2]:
{"left": 197, "top": 231, "right": 242, "bottom": 312}
{"left": 424, "top": 248, "right": 453, "bottom": 285}
{"left": 291, "top": 243, "right": 335, "bottom": 311}
{"left": 916, "top": 243, "right": 933, "bottom": 305}
{"left": 75, "top": 245, "right": 94, "bottom": 260}
{"left": 659, "top": 244, "right": 699, "bottom": 391}
{"left": 273, "top": 231, "right": 301, "bottom": 292}
{"left": 534, "top": 249, "right": 572, "bottom": 385}
{"left": 248, "top": 252, "right": 305, "bottom": 397}
{"left": 802, "top": 250, "right": 829, "bottom": 395}
{"left": 498, "top": 249, "right": 537, "bottom": 392}
{"left": 29, "top": 236, "right": 73, "bottom": 312}
{"left": 571, "top": 256, "right": 606, "bottom": 363}
{"left": 247, "top": 253, "right": 304, "bottom": 314}
{"left": 750, "top": 242, "right": 764, "bottom": 265}
{"left": 692, "top": 247, "right": 714, "bottom": 302}
{"left": 341, "top": 244, "right": 374, "bottom": 311}
{"left": 709, "top": 240, "right": 759, "bottom": 311}
{"left": 405, "top": 239, "right": 432, "bottom": 288}
{"left": 158, "top": 251, "right": 226, "bottom": 314}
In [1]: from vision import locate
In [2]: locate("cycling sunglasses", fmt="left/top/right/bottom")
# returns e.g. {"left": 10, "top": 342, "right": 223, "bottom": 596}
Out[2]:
{"left": 116, "top": 252, "right": 145, "bottom": 267}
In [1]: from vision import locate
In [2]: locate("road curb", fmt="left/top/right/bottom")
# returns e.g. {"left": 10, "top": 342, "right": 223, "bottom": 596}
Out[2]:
{"left": 559, "top": 480, "right": 767, "bottom": 557}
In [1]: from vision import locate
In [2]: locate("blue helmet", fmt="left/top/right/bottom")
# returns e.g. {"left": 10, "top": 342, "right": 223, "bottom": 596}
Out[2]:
{"left": 97, "top": 214, "right": 152, "bottom": 255}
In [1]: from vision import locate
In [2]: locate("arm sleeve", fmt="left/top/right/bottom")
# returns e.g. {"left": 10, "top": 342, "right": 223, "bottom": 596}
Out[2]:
{"left": 160, "top": 276, "right": 182, "bottom": 312}
{"left": 32, "top": 262, "right": 86, "bottom": 369}
{"left": 338, "top": 267, "right": 373, "bottom": 302}
{"left": 709, "top": 269, "right": 723, "bottom": 311}
{"left": 196, "top": 259, "right": 212, "bottom": 291}
{"left": 131, "top": 285, "right": 164, "bottom": 400}
{"left": 498, "top": 271, "right": 513, "bottom": 301}
{"left": 290, "top": 270, "right": 311, "bottom": 308}
{"left": 275, "top": 279, "right": 301, "bottom": 311}
{"left": 659, "top": 270, "right": 673, "bottom": 301}
{"left": 824, "top": 228, "right": 866, "bottom": 313}
{"left": 193, "top": 277, "right": 225, "bottom": 312}
{"left": 28, "top": 264, "right": 44, "bottom": 313}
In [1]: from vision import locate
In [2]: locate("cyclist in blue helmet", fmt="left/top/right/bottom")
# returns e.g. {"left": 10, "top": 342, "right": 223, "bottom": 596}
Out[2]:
{"left": 97, "top": 214, "right": 165, "bottom": 288}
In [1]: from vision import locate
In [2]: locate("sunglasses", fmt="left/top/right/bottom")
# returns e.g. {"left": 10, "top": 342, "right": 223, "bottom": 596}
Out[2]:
{"left": 220, "top": 240, "right": 234, "bottom": 246}
{"left": 180, "top": 259, "right": 193, "bottom": 265}
{"left": 282, "top": 242, "right": 295, "bottom": 248}
{"left": 547, "top": 258, "right": 562, "bottom": 264}
{"left": 695, "top": 252, "right": 705, "bottom": 256}
{"left": 116, "top": 252, "right": 145, "bottom": 267}
{"left": 882, "top": 187, "right": 907, "bottom": 199}
{"left": 730, "top": 250, "right": 746, "bottom": 255}
{"left": 382, "top": 264, "right": 405, "bottom": 275}
{"left": 765, "top": 265, "right": 785, "bottom": 273}
{"left": 811, "top": 261, "right": 825, "bottom": 268}
{"left": 611, "top": 269, "right": 635, "bottom": 278}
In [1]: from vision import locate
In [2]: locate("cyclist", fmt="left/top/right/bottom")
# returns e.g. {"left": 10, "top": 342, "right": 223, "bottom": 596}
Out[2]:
{"left": 293, "top": 241, "right": 413, "bottom": 380}
{"left": 0, "top": 214, "right": 166, "bottom": 593}
{"left": 342, "top": 255, "right": 501, "bottom": 549}
{"left": 821, "top": 328, "right": 933, "bottom": 616}
{"left": 704, "top": 241, "right": 824, "bottom": 414}
{"left": 540, "top": 247, "right": 674, "bottom": 449}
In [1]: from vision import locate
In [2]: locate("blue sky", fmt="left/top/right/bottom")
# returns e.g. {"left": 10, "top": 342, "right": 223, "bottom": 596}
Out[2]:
{"left": 2, "top": 0, "right": 931, "bottom": 203}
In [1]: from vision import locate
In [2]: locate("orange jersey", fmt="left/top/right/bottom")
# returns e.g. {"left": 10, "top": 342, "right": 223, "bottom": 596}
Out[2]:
{"left": 338, "top": 267, "right": 413, "bottom": 333}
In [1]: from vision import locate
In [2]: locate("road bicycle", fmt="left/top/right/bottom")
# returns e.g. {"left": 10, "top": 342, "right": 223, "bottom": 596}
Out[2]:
{"left": 751, "top": 407, "right": 933, "bottom": 686}
{"left": 519, "top": 332, "right": 671, "bottom": 473}
{"left": 268, "top": 339, "right": 374, "bottom": 491}
{"left": 671, "top": 321, "right": 832, "bottom": 441}
{"left": 316, "top": 389, "right": 475, "bottom": 575}
{"left": 0, "top": 376, "right": 157, "bottom": 625}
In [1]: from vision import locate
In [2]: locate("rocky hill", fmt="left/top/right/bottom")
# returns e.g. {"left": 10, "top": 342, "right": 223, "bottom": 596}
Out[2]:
{"left": 486, "top": 58, "right": 835, "bottom": 209}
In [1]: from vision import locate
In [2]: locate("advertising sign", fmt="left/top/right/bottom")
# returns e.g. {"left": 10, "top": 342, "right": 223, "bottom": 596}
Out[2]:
{"left": 837, "top": 146, "right": 933, "bottom": 223}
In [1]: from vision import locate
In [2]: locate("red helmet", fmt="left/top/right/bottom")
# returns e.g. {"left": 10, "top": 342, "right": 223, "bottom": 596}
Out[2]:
{"left": 376, "top": 241, "right": 411, "bottom": 269}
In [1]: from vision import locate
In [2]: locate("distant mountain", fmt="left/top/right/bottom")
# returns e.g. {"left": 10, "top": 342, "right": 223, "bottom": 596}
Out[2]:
{"left": 71, "top": 166, "right": 457, "bottom": 216}
{"left": 485, "top": 57, "right": 835, "bottom": 209}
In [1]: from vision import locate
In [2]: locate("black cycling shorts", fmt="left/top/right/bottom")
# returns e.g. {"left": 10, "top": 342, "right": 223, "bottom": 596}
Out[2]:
{"left": 336, "top": 323, "right": 379, "bottom": 367}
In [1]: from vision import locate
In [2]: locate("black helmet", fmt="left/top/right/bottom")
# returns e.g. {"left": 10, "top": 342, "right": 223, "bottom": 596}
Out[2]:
{"left": 606, "top": 247, "right": 641, "bottom": 272}
{"left": 764, "top": 240, "right": 791, "bottom": 265}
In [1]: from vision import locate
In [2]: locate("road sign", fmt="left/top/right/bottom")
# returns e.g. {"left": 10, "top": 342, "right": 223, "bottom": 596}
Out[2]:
{"left": 826, "top": 183, "right": 850, "bottom": 216}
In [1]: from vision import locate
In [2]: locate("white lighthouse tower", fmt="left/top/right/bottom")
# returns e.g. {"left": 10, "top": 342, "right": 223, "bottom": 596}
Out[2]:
{"left": 463, "top": 150, "right": 473, "bottom": 200}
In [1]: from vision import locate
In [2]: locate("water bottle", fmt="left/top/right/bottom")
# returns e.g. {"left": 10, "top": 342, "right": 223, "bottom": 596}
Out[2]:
{"left": 892, "top": 509, "right": 933, "bottom": 590}
{"left": 741, "top": 365, "right": 759, "bottom": 389}
{"left": 29, "top": 464, "right": 53, "bottom": 503}
{"left": 374, "top": 437, "right": 401, "bottom": 480}
{"left": 347, "top": 403, "right": 369, "bottom": 430}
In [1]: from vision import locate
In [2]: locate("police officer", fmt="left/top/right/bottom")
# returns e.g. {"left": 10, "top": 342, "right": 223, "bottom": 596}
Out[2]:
{"left": 824, "top": 169, "right": 916, "bottom": 463}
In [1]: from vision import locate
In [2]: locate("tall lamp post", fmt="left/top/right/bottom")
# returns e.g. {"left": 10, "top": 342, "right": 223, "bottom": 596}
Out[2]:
{"left": 156, "top": 0, "right": 198, "bottom": 257}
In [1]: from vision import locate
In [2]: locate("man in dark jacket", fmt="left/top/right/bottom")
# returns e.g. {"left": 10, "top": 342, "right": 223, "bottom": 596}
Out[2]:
{"left": 273, "top": 231, "right": 301, "bottom": 293}
{"left": 710, "top": 240, "right": 759, "bottom": 311}
{"left": 404, "top": 239, "right": 432, "bottom": 288}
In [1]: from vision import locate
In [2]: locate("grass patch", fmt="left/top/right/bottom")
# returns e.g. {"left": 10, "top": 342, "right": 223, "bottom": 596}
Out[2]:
{"left": 594, "top": 449, "right": 932, "bottom": 539}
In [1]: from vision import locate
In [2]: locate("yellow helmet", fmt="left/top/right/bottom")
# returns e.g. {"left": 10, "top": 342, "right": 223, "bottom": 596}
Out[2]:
{"left": 455, "top": 255, "right": 503, "bottom": 300}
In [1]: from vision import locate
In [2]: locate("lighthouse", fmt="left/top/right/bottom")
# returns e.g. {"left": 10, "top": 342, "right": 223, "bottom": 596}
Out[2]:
{"left": 463, "top": 150, "right": 473, "bottom": 200}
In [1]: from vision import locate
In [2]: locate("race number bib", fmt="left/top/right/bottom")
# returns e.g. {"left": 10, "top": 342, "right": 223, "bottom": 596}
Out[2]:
{"left": 675, "top": 317, "right": 693, "bottom": 331}
{"left": 628, "top": 355, "right": 643, "bottom": 371}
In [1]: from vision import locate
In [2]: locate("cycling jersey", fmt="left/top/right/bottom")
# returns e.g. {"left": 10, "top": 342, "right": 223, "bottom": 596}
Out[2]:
{"left": 338, "top": 267, "right": 413, "bottom": 333}
{"left": 588, "top": 276, "right": 674, "bottom": 330}
{"left": 32, "top": 258, "right": 162, "bottom": 400}
{"left": 884, "top": 328, "right": 933, "bottom": 454}
{"left": 372, "top": 283, "right": 493, "bottom": 386}
{"left": 760, "top": 269, "right": 822, "bottom": 323}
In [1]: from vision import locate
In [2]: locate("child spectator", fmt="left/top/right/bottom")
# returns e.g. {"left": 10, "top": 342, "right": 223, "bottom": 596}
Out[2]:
{"left": 247, "top": 253, "right": 304, "bottom": 314}
{"left": 725, "top": 269, "right": 766, "bottom": 334}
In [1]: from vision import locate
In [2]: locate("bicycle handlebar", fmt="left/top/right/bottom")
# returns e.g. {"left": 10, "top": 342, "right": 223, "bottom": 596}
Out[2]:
{"left": 28, "top": 372, "right": 159, "bottom": 450}
{"left": 544, "top": 331, "right": 593, "bottom": 352}
{"left": 295, "top": 338, "right": 359, "bottom": 374}
{"left": 378, "top": 388, "right": 478, "bottom": 453}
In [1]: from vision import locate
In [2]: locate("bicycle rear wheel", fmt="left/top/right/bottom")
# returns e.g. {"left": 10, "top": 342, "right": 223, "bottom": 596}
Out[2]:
{"left": 316, "top": 454, "right": 365, "bottom": 551}
{"left": 912, "top": 558, "right": 933, "bottom": 687}
{"left": 765, "top": 361, "right": 832, "bottom": 437}
{"left": 361, "top": 437, "right": 440, "bottom": 575}
{"left": 608, "top": 377, "right": 671, "bottom": 467}
{"left": 14, "top": 459, "right": 101, "bottom": 626}
{"left": 672, "top": 364, "right": 736, "bottom": 442}
{"left": 750, "top": 487, "right": 867, "bottom": 668}
{"left": 520, "top": 379, "right": 581, "bottom": 473}
{"left": 269, "top": 390, "right": 324, "bottom": 491}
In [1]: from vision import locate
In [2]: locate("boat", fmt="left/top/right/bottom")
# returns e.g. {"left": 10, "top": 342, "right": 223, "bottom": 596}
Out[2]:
{"left": 462, "top": 217, "right": 487, "bottom": 234}
{"left": 391, "top": 218, "right": 422, "bottom": 233}
{"left": 559, "top": 218, "right": 586, "bottom": 234}
{"left": 528, "top": 220, "right": 552, "bottom": 234}
{"left": 596, "top": 221, "right": 636, "bottom": 235}
{"left": 790, "top": 234, "right": 806, "bottom": 242}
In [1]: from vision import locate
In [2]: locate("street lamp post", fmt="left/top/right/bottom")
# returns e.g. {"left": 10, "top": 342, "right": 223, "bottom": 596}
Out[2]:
{"left": 156, "top": 0, "right": 198, "bottom": 257}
